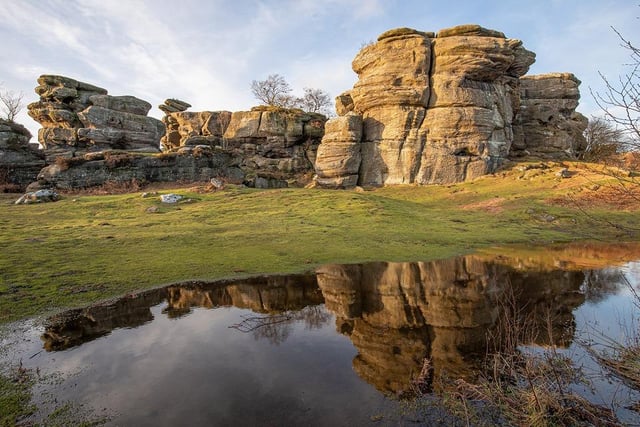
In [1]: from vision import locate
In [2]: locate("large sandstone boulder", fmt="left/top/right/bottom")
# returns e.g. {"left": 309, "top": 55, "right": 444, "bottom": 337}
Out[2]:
{"left": 314, "top": 24, "right": 586, "bottom": 188}
{"left": 513, "top": 73, "right": 588, "bottom": 158}
{"left": 27, "top": 75, "right": 164, "bottom": 161}
{"left": 314, "top": 114, "right": 363, "bottom": 188}
{"left": 0, "top": 119, "right": 45, "bottom": 188}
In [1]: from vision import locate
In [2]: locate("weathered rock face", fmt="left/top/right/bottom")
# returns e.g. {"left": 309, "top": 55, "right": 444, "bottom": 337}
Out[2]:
{"left": 27, "top": 75, "right": 164, "bottom": 161}
{"left": 0, "top": 119, "right": 45, "bottom": 188}
{"left": 34, "top": 147, "right": 243, "bottom": 190}
{"left": 513, "top": 73, "right": 588, "bottom": 158}
{"left": 161, "top": 104, "right": 327, "bottom": 188}
{"left": 315, "top": 25, "right": 584, "bottom": 188}
{"left": 162, "top": 110, "right": 232, "bottom": 151}
{"left": 312, "top": 113, "right": 362, "bottom": 188}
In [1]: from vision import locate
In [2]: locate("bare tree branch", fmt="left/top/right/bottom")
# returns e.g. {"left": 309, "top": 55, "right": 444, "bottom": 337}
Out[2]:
{"left": 0, "top": 85, "right": 24, "bottom": 122}
{"left": 250, "top": 74, "right": 293, "bottom": 107}
{"left": 298, "top": 87, "right": 332, "bottom": 115}
{"left": 591, "top": 28, "right": 640, "bottom": 152}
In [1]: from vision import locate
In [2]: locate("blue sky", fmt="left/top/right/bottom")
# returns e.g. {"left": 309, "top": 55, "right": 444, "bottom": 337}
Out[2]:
{"left": 1, "top": 0, "right": 637, "bottom": 138}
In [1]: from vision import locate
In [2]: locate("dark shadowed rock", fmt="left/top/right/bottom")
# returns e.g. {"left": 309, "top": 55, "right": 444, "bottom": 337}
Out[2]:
{"left": 0, "top": 119, "right": 45, "bottom": 189}
{"left": 513, "top": 73, "right": 588, "bottom": 158}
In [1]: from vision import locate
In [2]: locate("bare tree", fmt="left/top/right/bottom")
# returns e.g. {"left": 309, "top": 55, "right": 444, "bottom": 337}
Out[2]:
{"left": 298, "top": 87, "right": 332, "bottom": 115}
{"left": 591, "top": 28, "right": 639, "bottom": 152}
{"left": 251, "top": 74, "right": 293, "bottom": 107}
{"left": 0, "top": 85, "right": 24, "bottom": 123}
{"left": 581, "top": 116, "right": 626, "bottom": 161}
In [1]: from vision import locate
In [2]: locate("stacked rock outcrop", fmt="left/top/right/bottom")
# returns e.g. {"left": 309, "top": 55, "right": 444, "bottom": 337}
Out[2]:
{"left": 315, "top": 25, "right": 586, "bottom": 188}
{"left": 161, "top": 104, "right": 326, "bottom": 188}
{"left": 159, "top": 98, "right": 232, "bottom": 151}
{"left": 0, "top": 119, "right": 45, "bottom": 188}
{"left": 513, "top": 73, "right": 588, "bottom": 158}
{"left": 27, "top": 75, "right": 164, "bottom": 161}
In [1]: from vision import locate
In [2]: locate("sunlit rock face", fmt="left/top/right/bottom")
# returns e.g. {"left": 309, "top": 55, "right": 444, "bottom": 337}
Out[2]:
{"left": 314, "top": 24, "right": 585, "bottom": 188}
{"left": 27, "top": 75, "right": 164, "bottom": 162}
{"left": 0, "top": 118, "right": 44, "bottom": 188}
{"left": 159, "top": 101, "right": 327, "bottom": 188}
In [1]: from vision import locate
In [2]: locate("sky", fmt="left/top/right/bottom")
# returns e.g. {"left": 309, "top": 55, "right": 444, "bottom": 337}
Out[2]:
{"left": 1, "top": 0, "right": 638, "bottom": 139}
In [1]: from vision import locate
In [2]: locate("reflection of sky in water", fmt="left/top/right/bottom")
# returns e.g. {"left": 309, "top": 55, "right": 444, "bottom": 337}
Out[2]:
{"left": 567, "top": 262, "right": 640, "bottom": 424}
{"left": 21, "top": 305, "right": 394, "bottom": 426}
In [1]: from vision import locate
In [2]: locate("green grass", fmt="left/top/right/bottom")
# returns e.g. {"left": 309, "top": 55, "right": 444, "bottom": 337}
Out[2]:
{"left": 0, "top": 162, "right": 638, "bottom": 325}
{"left": 0, "top": 365, "right": 34, "bottom": 427}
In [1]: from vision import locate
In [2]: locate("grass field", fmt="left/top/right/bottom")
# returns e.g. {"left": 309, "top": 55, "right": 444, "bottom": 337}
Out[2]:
{"left": 0, "top": 161, "right": 638, "bottom": 324}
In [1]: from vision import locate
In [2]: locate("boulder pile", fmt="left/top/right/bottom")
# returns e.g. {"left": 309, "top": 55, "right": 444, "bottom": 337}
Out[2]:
{"left": 27, "top": 75, "right": 164, "bottom": 161}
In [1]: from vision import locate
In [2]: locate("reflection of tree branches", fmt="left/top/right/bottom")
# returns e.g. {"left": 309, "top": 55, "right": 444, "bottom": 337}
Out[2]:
{"left": 228, "top": 305, "right": 331, "bottom": 345}
{"left": 229, "top": 313, "right": 294, "bottom": 345}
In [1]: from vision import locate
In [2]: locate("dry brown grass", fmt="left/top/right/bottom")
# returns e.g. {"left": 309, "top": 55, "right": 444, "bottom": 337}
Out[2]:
{"left": 461, "top": 197, "right": 506, "bottom": 213}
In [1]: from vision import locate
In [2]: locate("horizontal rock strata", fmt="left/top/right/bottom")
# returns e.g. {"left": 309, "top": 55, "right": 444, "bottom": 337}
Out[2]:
{"left": 27, "top": 75, "right": 164, "bottom": 161}
{"left": 513, "top": 73, "right": 588, "bottom": 158}
{"left": 161, "top": 103, "right": 327, "bottom": 188}
{"left": 34, "top": 147, "right": 242, "bottom": 190}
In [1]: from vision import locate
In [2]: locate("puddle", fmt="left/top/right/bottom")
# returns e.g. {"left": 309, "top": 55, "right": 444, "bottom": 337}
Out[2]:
{"left": 4, "top": 243, "right": 640, "bottom": 425}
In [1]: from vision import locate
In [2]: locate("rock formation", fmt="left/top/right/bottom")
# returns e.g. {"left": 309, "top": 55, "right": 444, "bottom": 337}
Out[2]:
{"left": 513, "top": 73, "right": 588, "bottom": 158}
{"left": 160, "top": 103, "right": 326, "bottom": 188}
{"left": 27, "top": 75, "right": 164, "bottom": 161}
{"left": 34, "top": 147, "right": 243, "bottom": 190}
{"left": 315, "top": 25, "right": 586, "bottom": 188}
{"left": 0, "top": 119, "right": 45, "bottom": 188}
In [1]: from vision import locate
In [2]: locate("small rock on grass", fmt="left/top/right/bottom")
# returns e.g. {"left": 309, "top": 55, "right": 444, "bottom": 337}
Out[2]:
{"left": 160, "top": 194, "right": 183, "bottom": 204}
{"left": 15, "top": 189, "right": 59, "bottom": 204}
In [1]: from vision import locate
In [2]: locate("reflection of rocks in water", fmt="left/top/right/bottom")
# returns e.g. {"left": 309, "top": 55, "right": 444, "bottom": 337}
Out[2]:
{"left": 42, "top": 274, "right": 320, "bottom": 350}
{"left": 317, "top": 257, "right": 585, "bottom": 395}
{"left": 42, "top": 255, "right": 589, "bottom": 394}
{"left": 164, "top": 275, "right": 322, "bottom": 317}
{"left": 42, "top": 288, "right": 166, "bottom": 351}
